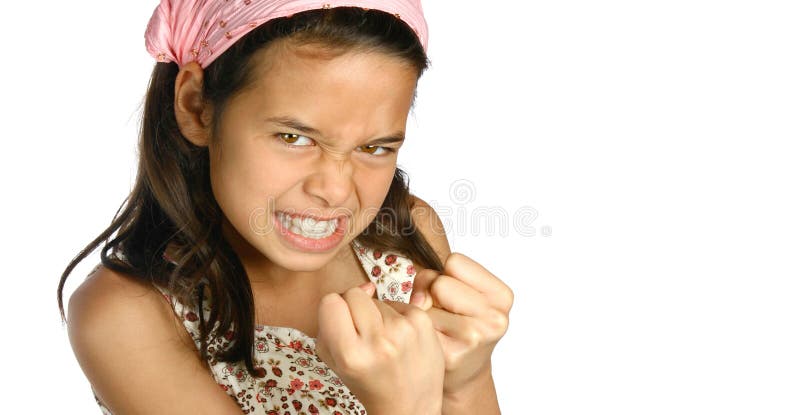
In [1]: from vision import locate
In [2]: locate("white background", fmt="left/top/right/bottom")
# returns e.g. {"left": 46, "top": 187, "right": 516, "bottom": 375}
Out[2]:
{"left": 2, "top": 0, "right": 798, "bottom": 413}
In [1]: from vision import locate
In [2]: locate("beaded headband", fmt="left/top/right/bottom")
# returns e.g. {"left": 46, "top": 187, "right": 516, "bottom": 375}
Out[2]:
{"left": 145, "top": 0, "right": 429, "bottom": 68}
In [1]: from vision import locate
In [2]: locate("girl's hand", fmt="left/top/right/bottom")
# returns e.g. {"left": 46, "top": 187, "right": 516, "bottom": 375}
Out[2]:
{"left": 315, "top": 282, "right": 445, "bottom": 414}
{"left": 407, "top": 253, "right": 514, "bottom": 397}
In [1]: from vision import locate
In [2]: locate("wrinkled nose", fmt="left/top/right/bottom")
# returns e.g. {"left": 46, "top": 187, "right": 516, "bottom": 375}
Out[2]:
{"left": 302, "top": 154, "right": 354, "bottom": 208}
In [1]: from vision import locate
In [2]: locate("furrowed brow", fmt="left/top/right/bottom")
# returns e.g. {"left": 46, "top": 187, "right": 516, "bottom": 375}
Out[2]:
{"left": 266, "top": 116, "right": 322, "bottom": 135}
{"left": 367, "top": 134, "right": 406, "bottom": 146}
{"left": 266, "top": 116, "right": 405, "bottom": 145}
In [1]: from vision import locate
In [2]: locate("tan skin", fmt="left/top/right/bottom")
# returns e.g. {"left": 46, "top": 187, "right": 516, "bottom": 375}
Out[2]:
{"left": 175, "top": 40, "right": 445, "bottom": 413}
{"left": 176, "top": 40, "right": 512, "bottom": 412}
{"left": 174, "top": 41, "right": 416, "bottom": 336}
{"left": 68, "top": 39, "right": 509, "bottom": 414}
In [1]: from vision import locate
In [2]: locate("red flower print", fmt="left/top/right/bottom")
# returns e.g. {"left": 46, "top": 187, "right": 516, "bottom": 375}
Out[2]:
{"left": 256, "top": 341, "right": 267, "bottom": 352}
{"left": 373, "top": 250, "right": 382, "bottom": 260}
{"left": 256, "top": 392, "right": 267, "bottom": 403}
{"left": 371, "top": 265, "right": 382, "bottom": 277}
{"left": 224, "top": 330, "right": 234, "bottom": 340}
{"left": 289, "top": 340, "right": 303, "bottom": 351}
{"left": 401, "top": 281, "right": 413, "bottom": 293}
{"left": 309, "top": 379, "right": 323, "bottom": 390}
{"left": 385, "top": 254, "right": 397, "bottom": 265}
{"left": 289, "top": 378, "right": 305, "bottom": 391}
{"left": 185, "top": 311, "right": 198, "bottom": 322}
{"left": 267, "top": 411, "right": 278, "bottom": 415}
{"left": 334, "top": 412, "right": 343, "bottom": 415}
{"left": 388, "top": 282, "right": 399, "bottom": 296}
{"left": 272, "top": 366, "right": 283, "bottom": 377}
{"left": 265, "top": 379, "right": 277, "bottom": 388}
{"left": 406, "top": 264, "right": 416, "bottom": 275}
{"left": 219, "top": 384, "right": 229, "bottom": 392}
{"left": 253, "top": 367, "right": 266, "bottom": 378}
{"left": 325, "top": 397, "right": 337, "bottom": 406}
{"left": 292, "top": 400, "right": 303, "bottom": 410}
{"left": 309, "top": 404, "right": 319, "bottom": 414}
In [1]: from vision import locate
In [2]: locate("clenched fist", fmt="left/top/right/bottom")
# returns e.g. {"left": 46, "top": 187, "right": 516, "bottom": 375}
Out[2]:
{"left": 407, "top": 253, "right": 513, "bottom": 397}
{"left": 315, "top": 282, "right": 445, "bottom": 414}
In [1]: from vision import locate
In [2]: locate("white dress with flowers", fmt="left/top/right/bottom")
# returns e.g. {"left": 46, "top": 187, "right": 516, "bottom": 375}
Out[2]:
{"left": 92, "top": 239, "right": 417, "bottom": 415}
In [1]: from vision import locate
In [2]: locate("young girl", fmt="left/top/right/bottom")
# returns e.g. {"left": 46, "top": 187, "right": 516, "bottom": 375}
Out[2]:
{"left": 57, "top": 1, "right": 513, "bottom": 413}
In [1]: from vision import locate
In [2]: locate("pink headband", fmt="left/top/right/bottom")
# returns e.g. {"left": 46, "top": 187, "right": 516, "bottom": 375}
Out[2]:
{"left": 145, "top": 0, "right": 429, "bottom": 69}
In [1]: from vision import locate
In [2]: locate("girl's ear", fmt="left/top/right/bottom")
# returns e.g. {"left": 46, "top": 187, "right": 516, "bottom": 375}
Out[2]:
{"left": 174, "top": 61, "right": 214, "bottom": 147}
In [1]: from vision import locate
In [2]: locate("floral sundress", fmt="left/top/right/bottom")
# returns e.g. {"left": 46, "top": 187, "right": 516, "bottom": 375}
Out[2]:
{"left": 92, "top": 239, "right": 417, "bottom": 414}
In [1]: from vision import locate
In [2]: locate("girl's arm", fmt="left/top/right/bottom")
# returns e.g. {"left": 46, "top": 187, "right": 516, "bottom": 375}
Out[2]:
{"left": 442, "top": 364, "right": 500, "bottom": 414}
{"left": 67, "top": 267, "right": 243, "bottom": 414}
{"left": 410, "top": 196, "right": 510, "bottom": 415}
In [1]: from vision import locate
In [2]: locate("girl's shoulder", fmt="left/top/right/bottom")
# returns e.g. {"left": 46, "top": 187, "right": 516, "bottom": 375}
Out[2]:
{"left": 408, "top": 195, "right": 450, "bottom": 262}
{"left": 66, "top": 264, "right": 241, "bottom": 413}
{"left": 68, "top": 264, "right": 196, "bottom": 350}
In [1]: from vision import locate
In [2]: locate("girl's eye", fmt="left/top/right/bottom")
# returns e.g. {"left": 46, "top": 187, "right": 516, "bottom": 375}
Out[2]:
{"left": 277, "top": 133, "right": 314, "bottom": 147}
{"left": 277, "top": 133, "right": 395, "bottom": 157}
{"left": 358, "top": 145, "right": 396, "bottom": 156}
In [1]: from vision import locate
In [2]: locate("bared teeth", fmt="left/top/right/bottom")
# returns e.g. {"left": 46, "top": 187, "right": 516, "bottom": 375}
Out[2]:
{"left": 277, "top": 212, "right": 337, "bottom": 239}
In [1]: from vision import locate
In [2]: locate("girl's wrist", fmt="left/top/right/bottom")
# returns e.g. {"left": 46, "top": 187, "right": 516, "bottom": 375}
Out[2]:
{"left": 363, "top": 397, "right": 442, "bottom": 415}
{"left": 442, "top": 365, "right": 499, "bottom": 414}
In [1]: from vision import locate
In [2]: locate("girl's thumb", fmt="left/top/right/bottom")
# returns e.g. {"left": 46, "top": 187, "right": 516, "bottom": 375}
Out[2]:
{"left": 410, "top": 290, "right": 428, "bottom": 309}
{"left": 358, "top": 281, "right": 376, "bottom": 296}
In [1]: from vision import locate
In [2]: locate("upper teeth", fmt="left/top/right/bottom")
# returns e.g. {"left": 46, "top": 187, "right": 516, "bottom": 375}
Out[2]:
{"left": 277, "top": 212, "right": 337, "bottom": 236}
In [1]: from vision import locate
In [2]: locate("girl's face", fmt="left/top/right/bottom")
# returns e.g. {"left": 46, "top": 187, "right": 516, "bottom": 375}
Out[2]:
{"left": 209, "top": 42, "right": 418, "bottom": 274}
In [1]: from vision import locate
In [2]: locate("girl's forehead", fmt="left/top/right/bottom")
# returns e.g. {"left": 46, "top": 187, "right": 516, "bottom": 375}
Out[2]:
{"left": 224, "top": 44, "right": 417, "bottom": 142}
{"left": 241, "top": 45, "right": 418, "bottom": 107}
{"left": 251, "top": 41, "right": 418, "bottom": 84}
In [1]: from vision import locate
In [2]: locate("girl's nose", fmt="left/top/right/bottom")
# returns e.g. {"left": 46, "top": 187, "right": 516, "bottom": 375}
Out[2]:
{"left": 302, "top": 155, "right": 354, "bottom": 208}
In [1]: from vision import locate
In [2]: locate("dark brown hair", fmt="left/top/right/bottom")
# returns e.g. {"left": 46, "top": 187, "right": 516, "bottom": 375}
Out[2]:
{"left": 57, "top": 7, "right": 444, "bottom": 377}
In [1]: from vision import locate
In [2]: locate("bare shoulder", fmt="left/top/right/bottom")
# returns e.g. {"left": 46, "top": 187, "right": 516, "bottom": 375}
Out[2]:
{"left": 68, "top": 264, "right": 188, "bottom": 352}
{"left": 71, "top": 264, "right": 165, "bottom": 310}
{"left": 67, "top": 265, "right": 242, "bottom": 414}
{"left": 409, "top": 194, "right": 452, "bottom": 265}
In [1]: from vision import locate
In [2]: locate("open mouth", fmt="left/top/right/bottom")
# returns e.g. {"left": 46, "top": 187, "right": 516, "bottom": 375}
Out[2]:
{"left": 275, "top": 211, "right": 342, "bottom": 239}
{"left": 273, "top": 211, "right": 348, "bottom": 252}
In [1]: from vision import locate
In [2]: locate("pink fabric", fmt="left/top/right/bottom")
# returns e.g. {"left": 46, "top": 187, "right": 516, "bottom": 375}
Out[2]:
{"left": 145, "top": 0, "right": 429, "bottom": 68}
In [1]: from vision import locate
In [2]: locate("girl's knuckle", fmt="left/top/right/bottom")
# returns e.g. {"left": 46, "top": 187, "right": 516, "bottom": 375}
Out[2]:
{"left": 371, "top": 336, "right": 400, "bottom": 360}
{"left": 406, "top": 308, "right": 433, "bottom": 328}
{"left": 429, "top": 275, "right": 449, "bottom": 297}
{"left": 338, "top": 349, "right": 369, "bottom": 373}
{"left": 463, "top": 327, "right": 483, "bottom": 347}
{"left": 502, "top": 285, "right": 515, "bottom": 311}
{"left": 393, "top": 317, "right": 416, "bottom": 337}
{"left": 486, "top": 310, "right": 509, "bottom": 334}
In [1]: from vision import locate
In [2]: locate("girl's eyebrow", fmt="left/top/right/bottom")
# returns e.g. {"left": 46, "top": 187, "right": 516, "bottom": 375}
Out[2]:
{"left": 266, "top": 116, "right": 321, "bottom": 135}
{"left": 266, "top": 116, "right": 406, "bottom": 145}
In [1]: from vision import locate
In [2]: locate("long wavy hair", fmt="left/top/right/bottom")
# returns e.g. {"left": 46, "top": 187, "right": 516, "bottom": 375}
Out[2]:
{"left": 57, "top": 7, "right": 444, "bottom": 377}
